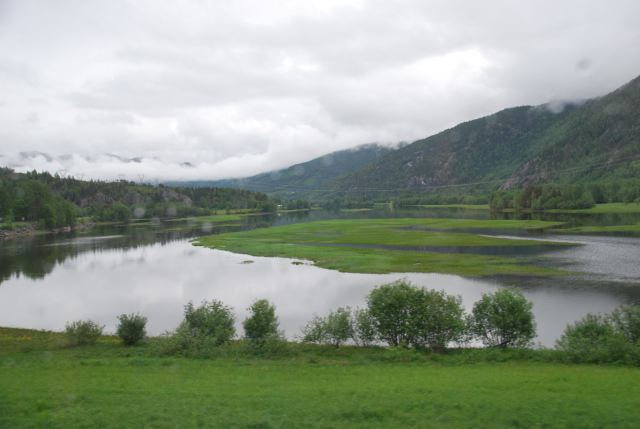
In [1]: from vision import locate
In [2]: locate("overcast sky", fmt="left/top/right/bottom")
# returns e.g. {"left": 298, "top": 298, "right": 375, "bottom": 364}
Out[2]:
{"left": 1, "top": 0, "right": 640, "bottom": 181}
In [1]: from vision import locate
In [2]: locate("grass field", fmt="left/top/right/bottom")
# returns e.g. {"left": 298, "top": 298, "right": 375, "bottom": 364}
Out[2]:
{"left": 1, "top": 327, "right": 640, "bottom": 429}
{"left": 194, "top": 218, "right": 568, "bottom": 277}
{"left": 549, "top": 202, "right": 640, "bottom": 214}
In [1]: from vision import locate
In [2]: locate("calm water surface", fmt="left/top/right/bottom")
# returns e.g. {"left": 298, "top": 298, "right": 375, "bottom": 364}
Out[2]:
{"left": 1, "top": 208, "right": 639, "bottom": 347}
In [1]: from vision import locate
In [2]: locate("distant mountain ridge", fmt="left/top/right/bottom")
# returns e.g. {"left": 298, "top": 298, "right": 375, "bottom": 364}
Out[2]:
{"left": 172, "top": 74, "right": 640, "bottom": 201}
{"left": 334, "top": 74, "right": 640, "bottom": 196}
{"left": 177, "top": 143, "right": 394, "bottom": 198}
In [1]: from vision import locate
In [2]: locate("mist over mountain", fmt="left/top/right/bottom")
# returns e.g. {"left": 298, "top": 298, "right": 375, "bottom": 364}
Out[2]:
{"left": 187, "top": 74, "right": 640, "bottom": 201}
{"left": 335, "top": 74, "right": 640, "bottom": 197}
{"left": 169, "top": 144, "right": 395, "bottom": 199}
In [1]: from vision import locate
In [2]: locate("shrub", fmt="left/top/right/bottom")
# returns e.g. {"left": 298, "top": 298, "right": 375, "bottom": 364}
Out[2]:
{"left": 353, "top": 308, "right": 377, "bottom": 346}
{"left": 301, "top": 315, "right": 327, "bottom": 344}
{"left": 367, "top": 279, "right": 466, "bottom": 350}
{"left": 556, "top": 313, "right": 630, "bottom": 364}
{"left": 116, "top": 313, "right": 147, "bottom": 346}
{"left": 182, "top": 300, "right": 236, "bottom": 346}
{"left": 301, "top": 308, "right": 354, "bottom": 347}
{"left": 325, "top": 307, "right": 354, "bottom": 347}
{"left": 243, "top": 299, "right": 280, "bottom": 343}
{"left": 469, "top": 289, "right": 536, "bottom": 348}
{"left": 64, "top": 320, "right": 103, "bottom": 346}
{"left": 611, "top": 305, "right": 640, "bottom": 344}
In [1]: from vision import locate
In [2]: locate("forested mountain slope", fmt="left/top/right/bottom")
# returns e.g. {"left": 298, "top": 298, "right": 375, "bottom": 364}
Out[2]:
{"left": 175, "top": 144, "right": 393, "bottom": 199}
{"left": 335, "top": 74, "right": 640, "bottom": 196}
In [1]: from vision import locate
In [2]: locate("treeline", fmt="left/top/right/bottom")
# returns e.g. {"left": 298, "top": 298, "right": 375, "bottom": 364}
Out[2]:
{"left": 393, "top": 193, "right": 488, "bottom": 207}
{"left": 62, "top": 280, "right": 640, "bottom": 366}
{"left": 490, "top": 180, "right": 640, "bottom": 211}
{"left": 0, "top": 167, "right": 276, "bottom": 229}
{"left": 273, "top": 199, "right": 312, "bottom": 211}
{"left": 317, "top": 192, "right": 488, "bottom": 210}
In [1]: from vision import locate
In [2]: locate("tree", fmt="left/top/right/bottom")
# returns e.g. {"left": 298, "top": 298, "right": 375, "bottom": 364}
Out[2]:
{"left": 409, "top": 289, "right": 466, "bottom": 351}
{"left": 243, "top": 299, "right": 280, "bottom": 343}
{"left": 366, "top": 280, "right": 417, "bottom": 347}
{"left": 470, "top": 289, "right": 536, "bottom": 348}
{"left": 366, "top": 279, "right": 466, "bottom": 350}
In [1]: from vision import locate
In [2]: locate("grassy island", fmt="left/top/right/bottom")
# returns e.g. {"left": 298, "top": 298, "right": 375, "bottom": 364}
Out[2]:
{"left": 194, "top": 218, "right": 569, "bottom": 277}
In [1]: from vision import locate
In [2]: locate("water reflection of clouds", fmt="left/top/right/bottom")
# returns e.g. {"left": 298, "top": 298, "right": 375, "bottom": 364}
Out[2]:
{"left": 0, "top": 240, "right": 630, "bottom": 346}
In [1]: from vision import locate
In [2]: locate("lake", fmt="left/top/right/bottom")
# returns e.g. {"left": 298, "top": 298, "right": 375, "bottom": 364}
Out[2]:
{"left": 1, "top": 208, "right": 639, "bottom": 347}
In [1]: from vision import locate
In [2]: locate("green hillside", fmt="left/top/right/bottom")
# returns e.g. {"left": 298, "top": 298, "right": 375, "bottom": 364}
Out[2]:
{"left": 335, "top": 75, "right": 640, "bottom": 197}
{"left": 167, "top": 74, "right": 640, "bottom": 206}
{"left": 174, "top": 143, "right": 393, "bottom": 199}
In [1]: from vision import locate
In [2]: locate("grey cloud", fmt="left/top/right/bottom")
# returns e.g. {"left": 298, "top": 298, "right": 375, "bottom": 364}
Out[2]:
{"left": 1, "top": 0, "right": 640, "bottom": 181}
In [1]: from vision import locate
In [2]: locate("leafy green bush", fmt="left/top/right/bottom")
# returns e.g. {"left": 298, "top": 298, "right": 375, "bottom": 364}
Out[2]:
{"left": 556, "top": 313, "right": 631, "bottom": 364}
{"left": 366, "top": 280, "right": 417, "bottom": 347}
{"left": 301, "top": 308, "right": 354, "bottom": 347}
{"left": 324, "top": 307, "right": 354, "bottom": 347}
{"left": 161, "top": 300, "right": 236, "bottom": 356}
{"left": 64, "top": 320, "right": 103, "bottom": 346}
{"left": 243, "top": 299, "right": 280, "bottom": 343}
{"left": 409, "top": 289, "right": 466, "bottom": 351}
{"left": 611, "top": 305, "right": 640, "bottom": 344}
{"left": 301, "top": 315, "right": 327, "bottom": 344}
{"left": 353, "top": 308, "right": 377, "bottom": 346}
{"left": 116, "top": 313, "right": 147, "bottom": 346}
{"left": 366, "top": 279, "right": 466, "bottom": 350}
{"left": 182, "top": 300, "right": 236, "bottom": 346}
{"left": 469, "top": 289, "right": 536, "bottom": 348}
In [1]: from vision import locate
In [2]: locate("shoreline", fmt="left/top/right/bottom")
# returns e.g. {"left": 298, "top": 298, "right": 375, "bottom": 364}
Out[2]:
{"left": 0, "top": 221, "right": 97, "bottom": 241}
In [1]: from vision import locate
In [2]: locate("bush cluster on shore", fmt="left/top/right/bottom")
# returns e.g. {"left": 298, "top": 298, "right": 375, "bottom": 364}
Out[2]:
{"left": 62, "top": 280, "right": 640, "bottom": 366}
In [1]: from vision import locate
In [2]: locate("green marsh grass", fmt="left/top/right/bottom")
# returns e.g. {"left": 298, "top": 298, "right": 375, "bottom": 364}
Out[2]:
{"left": 194, "top": 218, "right": 569, "bottom": 277}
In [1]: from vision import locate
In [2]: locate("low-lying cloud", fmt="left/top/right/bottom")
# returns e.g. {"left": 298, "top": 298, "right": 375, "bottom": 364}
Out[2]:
{"left": 1, "top": 0, "right": 640, "bottom": 181}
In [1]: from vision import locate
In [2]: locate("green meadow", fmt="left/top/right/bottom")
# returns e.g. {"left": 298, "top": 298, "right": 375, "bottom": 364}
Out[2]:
{"left": 2, "top": 328, "right": 640, "bottom": 429}
{"left": 194, "top": 218, "right": 568, "bottom": 276}
{"left": 549, "top": 202, "right": 640, "bottom": 214}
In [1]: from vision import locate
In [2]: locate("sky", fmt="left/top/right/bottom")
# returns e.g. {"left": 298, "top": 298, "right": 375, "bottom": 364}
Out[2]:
{"left": 1, "top": 0, "right": 640, "bottom": 182}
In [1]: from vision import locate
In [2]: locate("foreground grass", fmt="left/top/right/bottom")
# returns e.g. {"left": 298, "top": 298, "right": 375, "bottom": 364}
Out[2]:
{"left": 2, "top": 328, "right": 640, "bottom": 429}
{"left": 194, "top": 218, "right": 568, "bottom": 277}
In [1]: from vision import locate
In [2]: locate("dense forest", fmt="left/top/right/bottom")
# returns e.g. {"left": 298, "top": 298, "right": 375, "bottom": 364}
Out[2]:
{"left": 489, "top": 179, "right": 640, "bottom": 211}
{"left": 0, "top": 168, "right": 276, "bottom": 230}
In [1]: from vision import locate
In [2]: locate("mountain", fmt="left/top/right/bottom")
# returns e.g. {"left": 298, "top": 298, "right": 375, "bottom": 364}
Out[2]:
{"left": 176, "top": 144, "right": 394, "bottom": 199}
{"left": 169, "top": 74, "right": 640, "bottom": 203}
{"left": 334, "top": 74, "right": 640, "bottom": 196}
